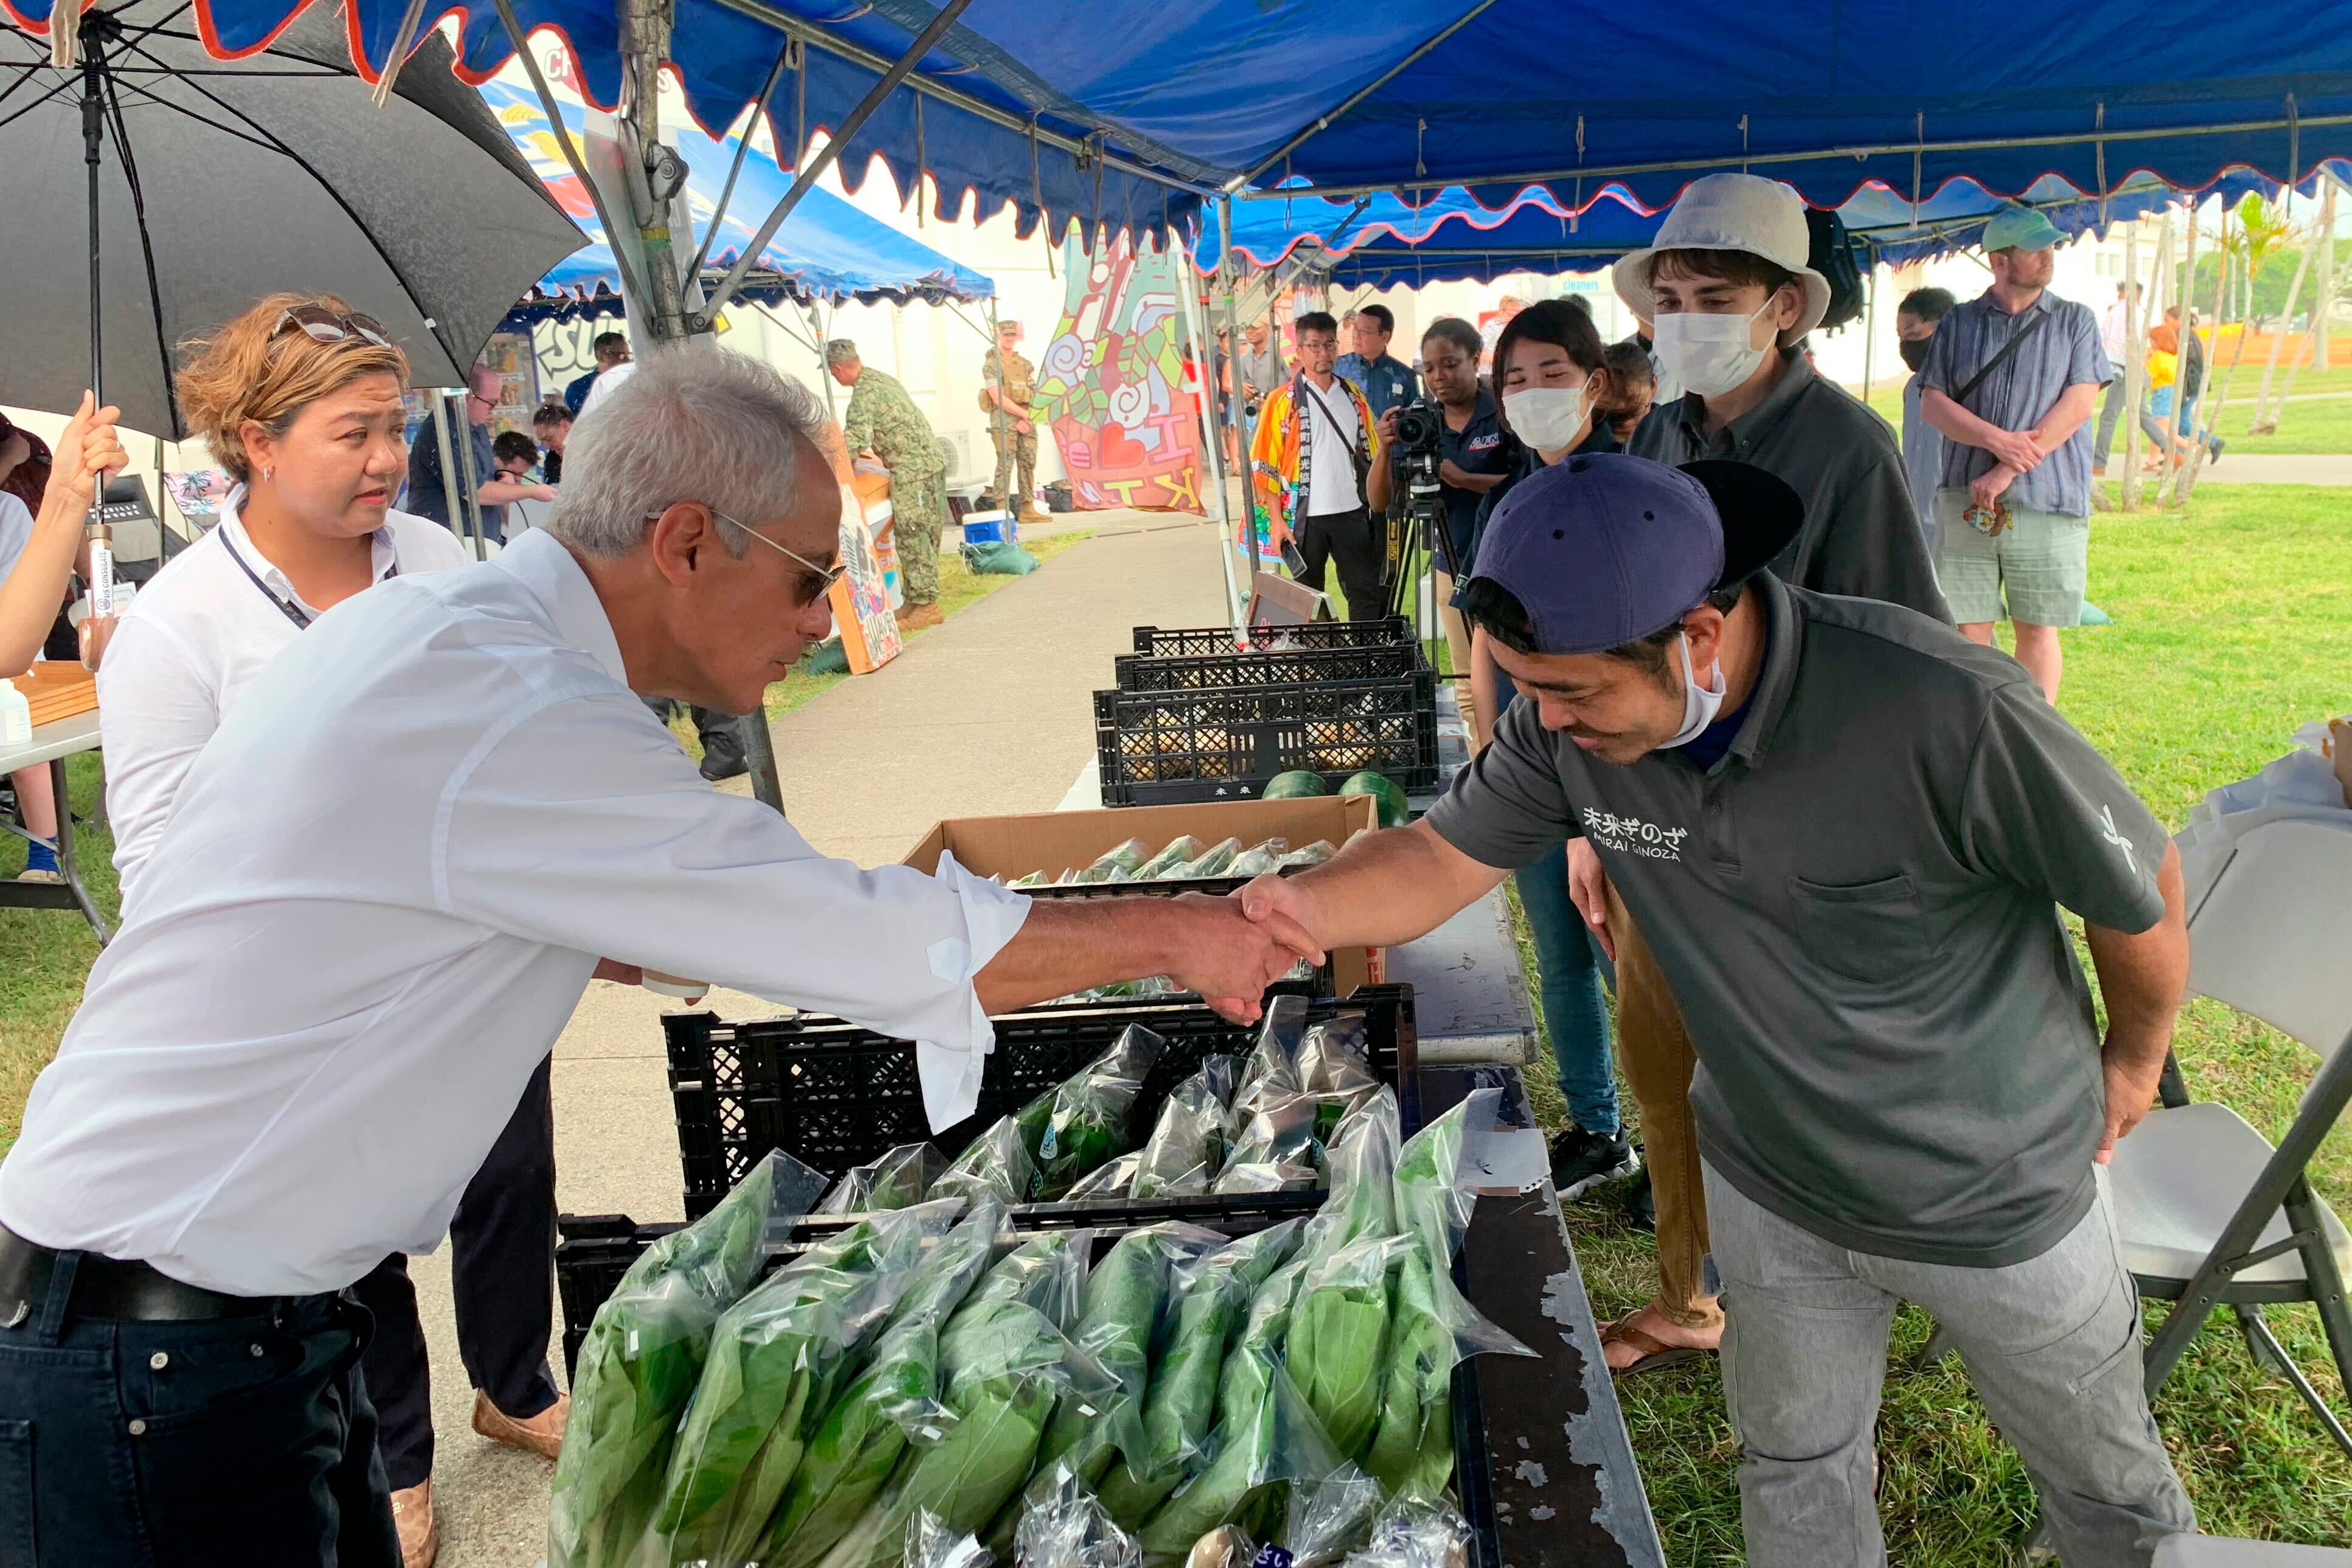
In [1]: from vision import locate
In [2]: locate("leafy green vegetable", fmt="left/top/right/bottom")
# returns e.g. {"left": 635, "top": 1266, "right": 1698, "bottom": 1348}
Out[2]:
{"left": 1289, "top": 1093, "right": 1404, "bottom": 1461}
{"left": 1276, "top": 840, "right": 1337, "bottom": 869}
{"left": 1225, "top": 838, "right": 1290, "bottom": 877}
{"left": 1172, "top": 836, "right": 1243, "bottom": 879}
{"left": 819, "top": 1143, "right": 947, "bottom": 1214}
{"left": 1017, "top": 1462, "right": 1144, "bottom": 1568}
{"left": 1076, "top": 838, "right": 1153, "bottom": 883}
{"left": 1099, "top": 1221, "right": 1303, "bottom": 1527}
{"left": 760, "top": 1202, "right": 1003, "bottom": 1568}
{"left": 1065, "top": 1152, "right": 1142, "bottom": 1201}
{"left": 932, "top": 1116, "right": 1036, "bottom": 1208}
{"left": 1131, "top": 1057, "right": 1239, "bottom": 1199}
{"left": 1133, "top": 836, "right": 1205, "bottom": 882}
{"left": 549, "top": 1152, "right": 817, "bottom": 1568}
{"left": 651, "top": 1208, "right": 939, "bottom": 1565}
{"left": 1032, "top": 1027, "right": 1165, "bottom": 1199}
{"left": 1136, "top": 1362, "right": 1340, "bottom": 1557}
{"left": 1237, "top": 996, "right": 1310, "bottom": 1107}
{"left": 1031, "top": 1227, "right": 1199, "bottom": 1491}
{"left": 814, "top": 1231, "right": 1096, "bottom": 1568}
{"left": 1295, "top": 1015, "right": 1376, "bottom": 1099}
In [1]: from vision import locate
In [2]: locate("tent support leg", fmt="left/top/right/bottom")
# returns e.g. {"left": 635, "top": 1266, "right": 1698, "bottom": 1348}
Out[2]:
{"left": 445, "top": 391, "right": 489, "bottom": 562}
{"left": 1217, "top": 195, "right": 1252, "bottom": 634}
{"left": 1181, "top": 251, "right": 1240, "bottom": 626}
{"left": 692, "top": 0, "right": 977, "bottom": 331}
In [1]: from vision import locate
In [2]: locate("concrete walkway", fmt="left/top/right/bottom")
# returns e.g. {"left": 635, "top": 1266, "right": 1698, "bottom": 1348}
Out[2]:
{"left": 410, "top": 511, "right": 1232, "bottom": 1566}
{"left": 2102, "top": 452, "right": 2352, "bottom": 485}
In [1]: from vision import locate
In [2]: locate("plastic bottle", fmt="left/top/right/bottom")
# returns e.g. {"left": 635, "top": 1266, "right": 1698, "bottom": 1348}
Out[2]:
{"left": 0, "top": 679, "right": 30, "bottom": 745}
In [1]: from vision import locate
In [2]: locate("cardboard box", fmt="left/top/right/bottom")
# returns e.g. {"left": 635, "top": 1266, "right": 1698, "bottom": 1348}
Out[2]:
{"left": 903, "top": 794, "right": 1384, "bottom": 992}
{"left": 1244, "top": 570, "right": 1331, "bottom": 627}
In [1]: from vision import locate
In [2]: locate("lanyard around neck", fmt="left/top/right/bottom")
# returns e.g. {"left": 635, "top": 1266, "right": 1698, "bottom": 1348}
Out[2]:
{"left": 218, "top": 523, "right": 391, "bottom": 631}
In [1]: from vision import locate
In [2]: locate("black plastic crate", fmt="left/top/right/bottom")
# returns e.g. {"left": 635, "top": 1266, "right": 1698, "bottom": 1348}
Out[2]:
{"left": 1113, "top": 640, "right": 1425, "bottom": 693}
{"left": 1093, "top": 673, "right": 1438, "bottom": 807}
{"left": 667, "top": 986, "right": 1420, "bottom": 1219}
{"left": 1130, "top": 617, "right": 1412, "bottom": 657}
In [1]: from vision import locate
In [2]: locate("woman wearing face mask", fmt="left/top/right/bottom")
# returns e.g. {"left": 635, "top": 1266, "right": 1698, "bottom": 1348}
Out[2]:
{"left": 96, "top": 294, "right": 554, "bottom": 1567}
{"left": 1368, "top": 316, "right": 1517, "bottom": 739}
{"left": 1446, "top": 299, "right": 1636, "bottom": 1212}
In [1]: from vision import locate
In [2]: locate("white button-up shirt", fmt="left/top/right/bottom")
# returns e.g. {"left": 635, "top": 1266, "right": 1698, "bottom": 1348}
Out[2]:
{"left": 96, "top": 491, "right": 471, "bottom": 908}
{"left": 1301, "top": 376, "right": 1362, "bottom": 517}
{"left": 0, "top": 528, "right": 1030, "bottom": 1296}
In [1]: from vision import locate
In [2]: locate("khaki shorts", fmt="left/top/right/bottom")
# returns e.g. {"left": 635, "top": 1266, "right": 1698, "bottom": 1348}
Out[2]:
{"left": 1931, "top": 489, "right": 2090, "bottom": 627}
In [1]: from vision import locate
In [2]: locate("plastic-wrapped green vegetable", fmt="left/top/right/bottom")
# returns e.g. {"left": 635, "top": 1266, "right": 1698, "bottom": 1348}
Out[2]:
{"left": 760, "top": 1201, "right": 1004, "bottom": 1568}
{"left": 1289, "top": 1094, "right": 1405, "bottom": 1458}
{"left": 1017, "top": 1462, "right": 1143, "bottom": 1568}
{"left": 1297, "top": 1015, "right": 1377, "bottom": 1100}
{"left": 1133, "top": 836, "right": 1205, "bottom": 882}
{"left": 1172, "top": 836, "right": 1243, "bottom": 880}
{"left": 1365, "top": 1089, "right": 1532, "bottom": 1499}
{"left": 1277, "top": 840, "right": 1337, "bottom": 869}
{"left": 1008, "top": 870, "right": 1049, "bottom": 889}
{"left": 1341, "top": 1494, "right": 1475, "bottom": 1568}
{"left": 1076, "top": 838, "right": 1153, "bottom": 884}
{"left": 1063, "top": 1152, "right": 1141, "bottom": 1202}
{"left": 815, "top": 1231, "right": 1103, "bottom": 1568}
{"left": 907, "top": 1509, "right": 995, "bottom": 1568}
{"left": 549, "top": 1150, "right": 825, "bottom": 1568}
{"left": 1216, "top": 1258, "right": 1307, "bottom": 1441}
{"left": 651, "top": 1205, "right": 944, "bottom": 1565}
{"left": 1097, "top": 1220, "right": 1304, "bottom": 1527}
{"left": 1225, "top": 837, "right": 1290, "bottom": 878}
{"left": 1236, "top": 996, "right": 1311, "bottom": 1110}
{"left": 1131, "top": 1056, "right": 1239, "bottom": 1199}
{"left": 1136, "top": 1363, "right": 1341, "bottom": 1558}
{"left": 819, "top": 1143, "right": 948, "bottom": 1214}
{"left": 1286, "top": 1463, "right": 1387, "bottom": 1568}
{"left": 1032, "top": 1026, "right": 1166, "bottom": 1199}
{"left": 933, "top": 1116, "right": 1037, "bottom": 1209}
{"left": 1029, "top": 1225, "right": 1203, "bottom": 1496}
{"left": 1214, "top": 1091, "right": 1322, "bottom": 1195}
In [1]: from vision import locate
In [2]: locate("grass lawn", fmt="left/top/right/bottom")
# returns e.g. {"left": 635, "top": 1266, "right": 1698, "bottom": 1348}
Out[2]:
{"left": 1507, "top": 483, "right": 2352, "bottom": 1561}
{"left": 1863, "top": 368, "right": 2352, "bottom": 456}
{"left": 0, "top": 527, "right": 1094, "bottom": 1150}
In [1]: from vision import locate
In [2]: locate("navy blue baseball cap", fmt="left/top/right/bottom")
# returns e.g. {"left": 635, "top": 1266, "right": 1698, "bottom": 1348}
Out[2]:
{"left": 1466, "top": 453, "right": 1804, "bottom": 654}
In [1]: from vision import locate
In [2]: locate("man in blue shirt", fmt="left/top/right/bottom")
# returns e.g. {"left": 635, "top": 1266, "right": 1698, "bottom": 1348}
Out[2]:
{"left": 1920, "top": 205, "right": 2110, "bottom": 702}
{"left": 1895, "top": 286, "right": 1955, "bottom": 556}
{"left": 1335, "top": 304, "right": 1420, "bottom": 419}
{"left": 405, "top": 365, "right": 553, "bottom": 544}
{"left": 563, "top": 331, "right": 631, "bottom": 414}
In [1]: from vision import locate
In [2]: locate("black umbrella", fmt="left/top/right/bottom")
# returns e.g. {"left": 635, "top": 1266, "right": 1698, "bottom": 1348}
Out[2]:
{"left": 0, "top": 0, "right": 586, "bottom": 439}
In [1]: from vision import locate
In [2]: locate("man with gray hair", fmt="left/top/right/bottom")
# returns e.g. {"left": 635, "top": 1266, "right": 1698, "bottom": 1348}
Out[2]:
{"left": 0, "top": 347, "right": 1321, "bottom": 1561}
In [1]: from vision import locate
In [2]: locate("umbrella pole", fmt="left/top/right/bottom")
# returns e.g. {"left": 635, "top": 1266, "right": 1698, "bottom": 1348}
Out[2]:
{"left": 1217, "top": 195, "right": 1252, "bottom": 634}
{"left": 79, "top": 26, "right": 119, "bottom": 637}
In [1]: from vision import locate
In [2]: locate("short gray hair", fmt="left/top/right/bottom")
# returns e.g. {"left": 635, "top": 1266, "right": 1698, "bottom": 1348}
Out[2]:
{"left": 545, "top": 348, "right": 828, "bottom": 558}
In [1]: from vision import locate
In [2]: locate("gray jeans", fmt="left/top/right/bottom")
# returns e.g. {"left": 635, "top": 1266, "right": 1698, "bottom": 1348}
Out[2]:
{"left": 1704, "top": 1163, "right": 2195, "bottom": 1567}
{"left": 2093, "top": 375, "right": 2130, "bottom": 469}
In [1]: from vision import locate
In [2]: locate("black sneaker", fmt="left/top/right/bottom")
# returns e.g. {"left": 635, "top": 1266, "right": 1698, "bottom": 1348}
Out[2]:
{"left": 1549, "top": 1125, "right": 1640, "bottom": 1201}
{"left": 1622, "top": 1165, "right": 1656, "bottom": 1233}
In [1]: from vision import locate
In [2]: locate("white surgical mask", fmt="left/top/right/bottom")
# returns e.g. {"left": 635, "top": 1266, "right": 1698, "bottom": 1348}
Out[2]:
{"left": 1502, "top": 385, "right": 1587, "bottom": 452}
{"left": 1661, "top": 632, "right": 1729, "bottom": 748}
{"left": 1651, "top": 301, "right": 1775, "bottom": 398}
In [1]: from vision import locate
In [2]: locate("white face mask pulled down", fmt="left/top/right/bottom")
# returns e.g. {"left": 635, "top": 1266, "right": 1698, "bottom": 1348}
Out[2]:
{"left": 1661, "top": 631, "right": 1728, "bottom": 748}
{"left": 1502, "top": 385, "right": 1587, "bottom": 453}
{"left": 1651, "top": 299, "right": 1776, "bottom": 397}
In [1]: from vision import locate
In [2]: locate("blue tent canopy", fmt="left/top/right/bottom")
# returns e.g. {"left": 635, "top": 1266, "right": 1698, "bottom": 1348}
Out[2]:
{"left": 10, "top": 1, "right": 2348, "bottom": 251}
{"left": 1199, "top": 169, "right": 2336, "bottom": 292}
{"left": 480, "top": 80, "right": 992, "bottom": 321}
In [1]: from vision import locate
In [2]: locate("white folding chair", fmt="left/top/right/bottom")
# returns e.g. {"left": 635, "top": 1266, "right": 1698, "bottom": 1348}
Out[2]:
{"left": 2155, "top": 1536, "right": 2352, "bottom": 1566}
{"left": 2108, "top": 817, "right": 2352, "bottom": 1458}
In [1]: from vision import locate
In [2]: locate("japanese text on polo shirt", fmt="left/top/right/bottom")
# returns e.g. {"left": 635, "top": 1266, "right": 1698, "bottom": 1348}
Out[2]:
{"left": 1582, "top": 807, "right": 1690, "bottom": 862}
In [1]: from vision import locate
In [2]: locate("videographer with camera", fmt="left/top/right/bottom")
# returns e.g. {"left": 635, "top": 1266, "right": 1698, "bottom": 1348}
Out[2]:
{"left": 1368, "top": 317, "right": 1516, "bottom": 738}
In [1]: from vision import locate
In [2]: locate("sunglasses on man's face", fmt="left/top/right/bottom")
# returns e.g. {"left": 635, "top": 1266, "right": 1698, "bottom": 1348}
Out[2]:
{"left": 273, "top": 306, "right": 392, "bottom": 348}
{"left": 648, "top": 503, "right": 846, "bottom": 607}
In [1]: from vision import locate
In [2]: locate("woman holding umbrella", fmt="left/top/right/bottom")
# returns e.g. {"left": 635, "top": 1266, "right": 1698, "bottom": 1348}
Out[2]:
{"left": 94, "top": 293, "right": 555, "bottom": 1568}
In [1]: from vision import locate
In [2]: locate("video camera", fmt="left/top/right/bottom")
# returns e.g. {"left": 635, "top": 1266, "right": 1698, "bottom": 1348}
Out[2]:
{"left": 1385, "top": 399, "right": 1458, "bottom": 579}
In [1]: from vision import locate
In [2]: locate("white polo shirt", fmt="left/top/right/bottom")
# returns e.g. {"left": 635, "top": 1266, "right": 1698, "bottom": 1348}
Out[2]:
{"left": 1, "top": 528, "right": 1029, "bottom": 1295}
{"left": 0, "top": 491, "right": 35, "bottom": 580}
{"left": 94, "top": 491, "right": 470, "bottom": 909}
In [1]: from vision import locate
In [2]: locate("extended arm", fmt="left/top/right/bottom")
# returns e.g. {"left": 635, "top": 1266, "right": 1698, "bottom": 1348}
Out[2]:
{"left": 1468, "top": 627, "right": 1503, "bottom": 754}
{"left": 2082, "top": 839, "right": 2189, "bottom": 1162}
{"left": 1239, "top": 817, "right": 1508, "bottom": 951}
{"left": 1, "top": 395, "right": 120, "bottom": 674}
{"left": 477, "top": 478, "right": 556, "bottom": 505}
{"left": 976, "top": 893, "right": 1320, "bottom": 1020}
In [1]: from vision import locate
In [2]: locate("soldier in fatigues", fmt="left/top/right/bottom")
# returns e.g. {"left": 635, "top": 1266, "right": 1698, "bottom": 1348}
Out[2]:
{"left": 981, "top": 320, "right": 1046, "bottom": 522}
{"left": 828, "top": 338, "right": 949, "bottom": 630}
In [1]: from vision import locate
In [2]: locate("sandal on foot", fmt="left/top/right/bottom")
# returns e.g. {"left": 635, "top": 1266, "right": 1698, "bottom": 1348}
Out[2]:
{"left": 1601, "top": 1317, "right": 1709, "bottom": 1376}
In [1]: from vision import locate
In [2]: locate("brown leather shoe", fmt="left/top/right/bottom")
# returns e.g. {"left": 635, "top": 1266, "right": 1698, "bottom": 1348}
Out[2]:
{"left": 895, "top": 603, "right": 945, "bottom": 632}
{"left": 471, "top": 1389, "right": 569, "bottom": 1461}
{"left": 390, "top": 1479, "right": 439, "bottom": 1568}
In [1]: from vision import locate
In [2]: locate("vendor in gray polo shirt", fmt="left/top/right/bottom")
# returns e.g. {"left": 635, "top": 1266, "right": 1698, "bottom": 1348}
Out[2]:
{"left": 1239, "top": 453, "right": 2197, "bottom": 1567}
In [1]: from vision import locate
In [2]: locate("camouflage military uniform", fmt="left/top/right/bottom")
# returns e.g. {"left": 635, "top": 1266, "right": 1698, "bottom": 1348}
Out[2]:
{"left": 843, "top": 365, "right": 948, "bottom": 607}
{"left": 981, "top": 345, "right": 1038, "bottom": 514}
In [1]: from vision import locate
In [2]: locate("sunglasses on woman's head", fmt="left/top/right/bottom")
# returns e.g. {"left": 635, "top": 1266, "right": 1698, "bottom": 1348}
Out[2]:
{"left": 272, "top": 306, "right": 391, "bottom": 348}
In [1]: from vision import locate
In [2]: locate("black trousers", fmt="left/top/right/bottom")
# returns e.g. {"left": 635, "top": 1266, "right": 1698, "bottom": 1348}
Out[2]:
{"left": 1297, "top": 508, "right": 1385, "bottom": 620}
{"left": 351, "top": 1057, "right": 558, "bottom": 1493}
{"left": 0, "top": 1276, "right": 399, "bottom": 1566}
{"left": 642, "top": 698, "right": 746, "bottom": 777}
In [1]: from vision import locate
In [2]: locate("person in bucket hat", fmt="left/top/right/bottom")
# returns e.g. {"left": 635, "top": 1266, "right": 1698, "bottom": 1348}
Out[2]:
{"left": 1237, "top": 450, "right": 2196, "bottom": 1567}
{"left": 1920, "top": 202, "right": 2113, "bottom": 702}
{"left": 1600, "top": 175, "right": 1953, "bottom": 1372}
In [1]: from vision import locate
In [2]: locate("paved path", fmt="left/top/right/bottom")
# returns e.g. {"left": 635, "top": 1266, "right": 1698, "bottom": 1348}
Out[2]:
{"left": 410, "top": 511, "right": 1231, "bottom": 1566}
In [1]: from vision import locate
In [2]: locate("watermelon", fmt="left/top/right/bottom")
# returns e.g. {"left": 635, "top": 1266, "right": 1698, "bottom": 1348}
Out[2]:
{"left": 1262, "top": 770, "right": 1329, "bottom": 799}
{"left": 1339, "top": 771, "right": 1409, "bottom": 828}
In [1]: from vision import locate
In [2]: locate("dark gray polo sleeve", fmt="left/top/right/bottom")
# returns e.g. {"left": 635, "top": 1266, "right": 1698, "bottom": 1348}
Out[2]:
{"left": 1423, "top": 698, "right": 1580, "bottom": 870}
{"left": 1958, "top": 681, "right": 2169, "bottom": 933}
{"left": 1808, "top": 446, "right": 1952, "bottom": 624}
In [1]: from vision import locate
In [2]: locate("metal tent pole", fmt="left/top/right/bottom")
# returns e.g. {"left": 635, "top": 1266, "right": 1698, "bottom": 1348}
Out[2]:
{"left": 1216, "top": 196, "right": 1252, "bottom": 631}
{"left": 446, "top": 392, "right": 489, "bottom": 559}
{"left": 1180, "top": 251, "right": 1241, "bottom": 626}
{"left": 427, "top": 392, "right": 463, "bottom": 549}
{"left": 1860, "top": 245, "right": 1877, "bottom": 402}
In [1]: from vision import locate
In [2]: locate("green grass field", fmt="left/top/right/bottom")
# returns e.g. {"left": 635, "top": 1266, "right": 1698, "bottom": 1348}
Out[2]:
{"left": 1508, "top": 484, "right": 2352, "bottom": 1561}
{"left": 0, "top": 528, "right": 1091, "bottom": 1149}
{"left": 1863, "top": 365, "right": 2352, "bottom": 455}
